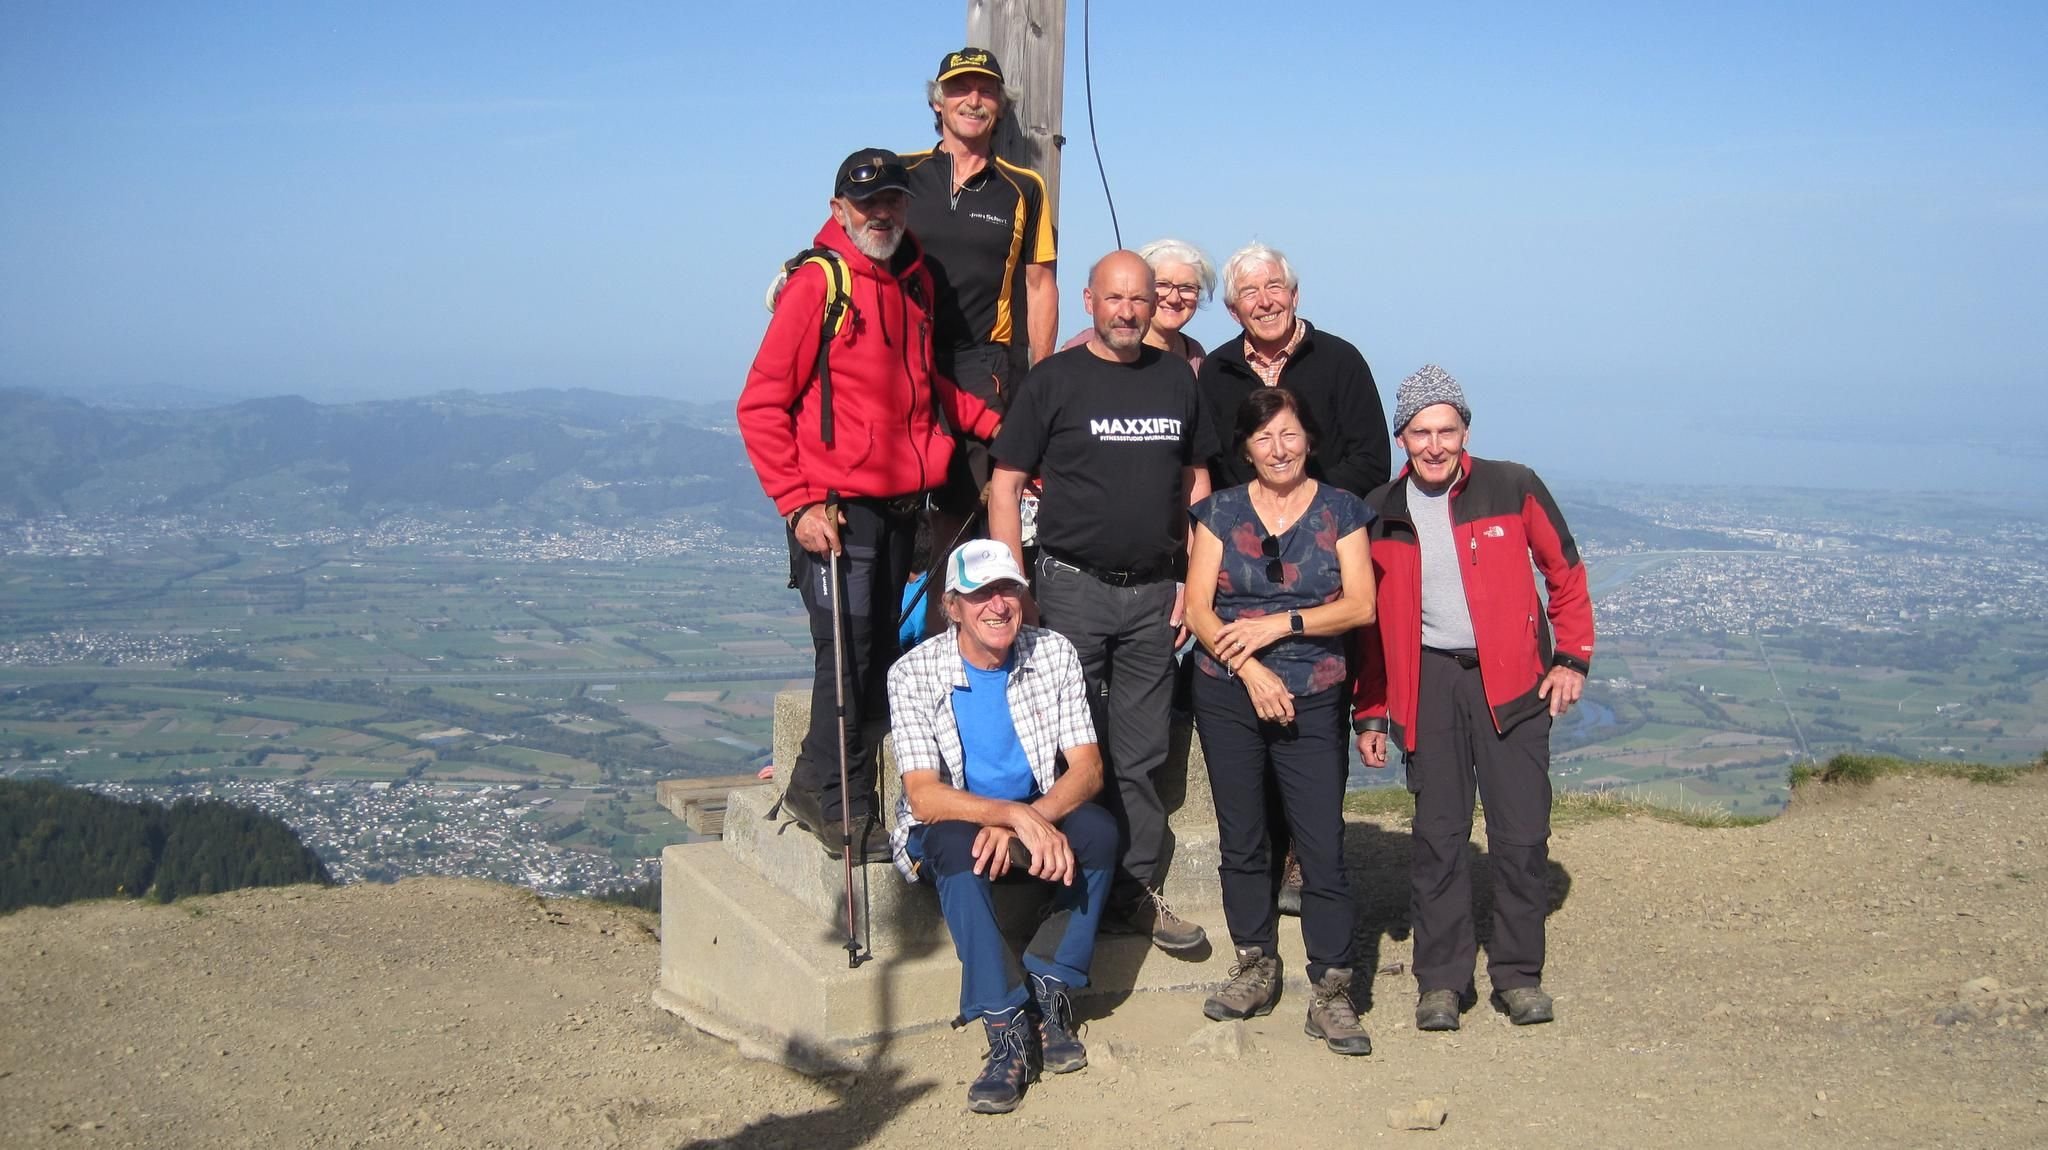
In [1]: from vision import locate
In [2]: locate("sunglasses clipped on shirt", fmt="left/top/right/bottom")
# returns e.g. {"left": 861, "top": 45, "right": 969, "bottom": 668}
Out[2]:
{"left": 1260, "top": 533, "right": 1285, "bottom": 584}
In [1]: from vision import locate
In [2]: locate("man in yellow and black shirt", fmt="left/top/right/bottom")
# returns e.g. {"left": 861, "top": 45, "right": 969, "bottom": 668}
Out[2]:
{"left": 905, "top": 46, "right": 1059, "bottom": 624}
{"left": 906, "top": 47, "right": 1058, "bottom": 401}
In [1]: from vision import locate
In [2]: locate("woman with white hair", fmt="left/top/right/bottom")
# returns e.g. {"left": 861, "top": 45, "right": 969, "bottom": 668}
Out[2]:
{"left": 1060, "top": 237, "right": 1215, "bottom": 370}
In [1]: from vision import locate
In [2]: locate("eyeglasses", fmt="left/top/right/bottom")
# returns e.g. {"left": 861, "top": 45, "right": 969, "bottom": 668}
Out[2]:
{"left": 1154, "top": 281, "right": 1202, "bottom": 300}
{"left": 845, "top": 161, "right": 885, "bottom": 185}
{"left": 1260, "top": 534, "right": 1285, "bottom": 583}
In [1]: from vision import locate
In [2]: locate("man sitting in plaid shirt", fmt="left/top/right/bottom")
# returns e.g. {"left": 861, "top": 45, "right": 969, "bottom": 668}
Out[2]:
{"left": 887, "top": 538, "right": 1117, "bottom": 1116}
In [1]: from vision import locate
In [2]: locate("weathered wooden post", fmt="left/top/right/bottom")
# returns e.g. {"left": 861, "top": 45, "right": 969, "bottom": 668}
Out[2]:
{"left": 964, "top": 0, "right": 1066, "bottom": 225}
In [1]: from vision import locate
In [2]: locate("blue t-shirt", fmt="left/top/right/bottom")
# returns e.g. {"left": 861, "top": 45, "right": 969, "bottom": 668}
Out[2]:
{"left": 951, "top": 658, "right": 1037, "bottom": 801}
{"left": 1190, "top": 482, "right": 1373, "bottom": 696}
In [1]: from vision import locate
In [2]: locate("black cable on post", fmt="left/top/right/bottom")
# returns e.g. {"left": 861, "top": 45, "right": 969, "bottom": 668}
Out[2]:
{"left": 1082, "top": 0, "right": 1121, "bottom": 250}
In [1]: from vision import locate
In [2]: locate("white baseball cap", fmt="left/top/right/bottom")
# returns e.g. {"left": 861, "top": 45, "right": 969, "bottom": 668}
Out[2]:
{"left": 944, "top": 539, "right": 1029, "bottom": 595}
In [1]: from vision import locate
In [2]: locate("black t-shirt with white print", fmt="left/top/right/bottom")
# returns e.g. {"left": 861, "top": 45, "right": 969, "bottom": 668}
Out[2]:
{"left": 993, "top": 344, "right": 1217, "bottom": 573}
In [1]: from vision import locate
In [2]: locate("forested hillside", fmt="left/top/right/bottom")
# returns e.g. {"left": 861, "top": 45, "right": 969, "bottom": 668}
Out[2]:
{"left": 0, "top": 779, "right": 331, "bottom": 911}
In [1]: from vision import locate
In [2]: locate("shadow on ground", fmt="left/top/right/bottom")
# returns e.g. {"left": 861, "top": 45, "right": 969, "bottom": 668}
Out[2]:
{"left": 676, "top": 929, "right": 943, "bottom": 1147}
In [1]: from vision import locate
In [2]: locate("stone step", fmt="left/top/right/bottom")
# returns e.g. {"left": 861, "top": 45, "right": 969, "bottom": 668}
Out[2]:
{"left": 657, "top": 840, "right": 1324, "bottom": 1072}
{"left": 723, "top": 774, "right": 1222, "bottom": 956}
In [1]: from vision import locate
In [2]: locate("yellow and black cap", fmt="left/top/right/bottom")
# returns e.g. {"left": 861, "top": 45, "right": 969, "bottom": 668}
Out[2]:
{"left": 833, "top": 148, "right": 914, "bottom": 200}
{"left": 935, "top": 46, "right": 1004, "bottom": 84}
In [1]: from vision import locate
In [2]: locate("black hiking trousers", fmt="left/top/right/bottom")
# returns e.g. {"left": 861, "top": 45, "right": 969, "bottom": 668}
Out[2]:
{"left": 1406, "top": 647, "right": 1554, "bottom": 997}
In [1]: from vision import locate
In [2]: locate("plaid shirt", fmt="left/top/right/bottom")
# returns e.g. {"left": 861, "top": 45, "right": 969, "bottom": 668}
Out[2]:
{"left": 1243, "top": 318, "right": 1307, "bottom": 387}
{"left": 884, "top": 625, "right": 1098, "bottom": 881}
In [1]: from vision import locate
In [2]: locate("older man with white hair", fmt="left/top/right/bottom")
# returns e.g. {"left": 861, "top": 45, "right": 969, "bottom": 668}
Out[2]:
{"left": 1196, "top": 242, "right": 1391, "bottom": 914}
{"left": 1197, "top": 243, "right": 1390, "bottom": 498}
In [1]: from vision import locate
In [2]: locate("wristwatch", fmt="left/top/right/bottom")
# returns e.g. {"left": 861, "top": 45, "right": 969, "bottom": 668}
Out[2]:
{"left": 1288, "top": 609, "right": 1304, "bottom": 635}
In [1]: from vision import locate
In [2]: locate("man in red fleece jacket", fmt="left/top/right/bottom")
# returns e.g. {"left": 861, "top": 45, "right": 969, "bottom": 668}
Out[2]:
{"left": 737, "top": 148, "right": 1001, "bottom": 859}
{"left": 1354, "top": 365, "right": 1594, "bottom": 1032}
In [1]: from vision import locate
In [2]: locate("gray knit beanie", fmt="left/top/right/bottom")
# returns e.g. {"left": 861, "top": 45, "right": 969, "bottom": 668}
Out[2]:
{"left": 1392, "top": 364, "right": 1471, "bottom": 433}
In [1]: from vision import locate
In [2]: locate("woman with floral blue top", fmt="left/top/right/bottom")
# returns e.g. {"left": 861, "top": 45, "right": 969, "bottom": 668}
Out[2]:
{"left": 1184, "top": 386, "right": 1379, "bottom": 1055}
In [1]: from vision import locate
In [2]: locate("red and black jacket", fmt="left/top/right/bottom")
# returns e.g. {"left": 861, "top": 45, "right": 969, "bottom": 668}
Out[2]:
{"left": 1351, "top": 455, "right": 1595, "bottom": 751}
{"left": 736, "top": 219, "right": 1001, "bottom": 516}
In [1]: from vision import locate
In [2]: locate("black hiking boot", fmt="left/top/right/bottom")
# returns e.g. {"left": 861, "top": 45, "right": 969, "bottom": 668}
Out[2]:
{"left": 1029, "top": 972, "right": 1087, "bottom": 1074}
{"left": 1491, "top": 985, "right": 1555, "bottom": 1026}
{"left": 966, "top": 1006, "right": 1040, "bottom": 1114}
{"left": 1415, "top": 988, "right": 1462, "bottom": 1032}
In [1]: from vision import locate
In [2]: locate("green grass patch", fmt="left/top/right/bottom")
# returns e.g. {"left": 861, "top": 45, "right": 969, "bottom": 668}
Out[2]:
{"left": 1342, "top": 786, "right": 1414, "bottom": 819}
{"left": 1789, "top": 752, "right": 2048, "bottom": 789}
{"left": 1341, "top": 779, "right": 1769, "bottom": 829}
{"left": 1551, "top": 790, "right": 1770, "bottom": 829}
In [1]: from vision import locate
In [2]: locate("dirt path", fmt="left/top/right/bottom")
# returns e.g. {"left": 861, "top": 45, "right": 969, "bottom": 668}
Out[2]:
{"left": 4, "top": 774, "right": 2044, "bottom": 1148}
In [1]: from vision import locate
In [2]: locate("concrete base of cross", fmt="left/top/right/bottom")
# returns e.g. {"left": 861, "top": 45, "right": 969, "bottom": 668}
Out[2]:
{"left": 651, "top": 689, "right": 1312, "bottom": 1072}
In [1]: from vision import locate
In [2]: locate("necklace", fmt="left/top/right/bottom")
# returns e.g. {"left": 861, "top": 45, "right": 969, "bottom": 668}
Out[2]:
{"left": 1255, "top": 480, "right": 1314, "bottom": 531}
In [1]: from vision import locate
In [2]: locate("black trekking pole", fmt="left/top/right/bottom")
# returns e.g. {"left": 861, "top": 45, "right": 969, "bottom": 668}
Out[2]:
{"left": 824, "top": 493, "right": 869, "bottom": 969}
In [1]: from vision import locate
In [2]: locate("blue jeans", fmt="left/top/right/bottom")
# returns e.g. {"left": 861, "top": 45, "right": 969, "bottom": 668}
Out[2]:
{"left": 908, "top": 802, "right": 1118, "bottom": 1019}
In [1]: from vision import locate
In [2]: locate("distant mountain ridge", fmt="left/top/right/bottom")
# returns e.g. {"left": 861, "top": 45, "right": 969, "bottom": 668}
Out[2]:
{"left": 0, "top": 387, "right": 770, "bottom": 528}
{"left": 2, "top": 385, "right": 1777, "bottom": 552}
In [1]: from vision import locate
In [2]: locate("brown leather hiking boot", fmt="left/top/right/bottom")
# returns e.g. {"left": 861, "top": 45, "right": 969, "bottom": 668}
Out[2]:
{"left": 1203, "top": 946, "right": 1281, "bottom": 1021}
{"left": 1277, "top": 849, "right": 1304, "bottom": 917}
{"left": 1104, "top": 887, "right": 1208, "bottom": 953}
{"left": 1305, "top": 967, "right": 1372, "bottom": 1056}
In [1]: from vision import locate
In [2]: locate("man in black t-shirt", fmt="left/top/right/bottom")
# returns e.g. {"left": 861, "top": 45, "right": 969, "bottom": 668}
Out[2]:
{"left": 989, "top": 251, "right": 1216, "bottom": 954}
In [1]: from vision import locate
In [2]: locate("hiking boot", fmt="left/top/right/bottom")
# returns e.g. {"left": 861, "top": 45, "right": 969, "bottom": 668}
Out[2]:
{"left": 1203, "top": 946, "right": 1282, "bottom": 1021}
{"left": 779, "top": 787, "right": 885, "bottom": 860}
{"left": 1304, "top": 967, "right": 1373, "bottom": 1056}
{"left": 1114, "top": 888, "right": 1204, "bottom": 949}
{"left": 1415, "top": 988, "right": 1462, "bottom": 1032}
{"left": 1491, "top": 985, "right": 1555, "bottom": 1026}
{"left": 966, "top": 1006, "right": 1040, "bottom": 1114}
{"left": 1277, "top": 849, "right": 1304, "bottom": 917}
{"left": 1029, "top": 972, "right": 1087, "bottom": 1074}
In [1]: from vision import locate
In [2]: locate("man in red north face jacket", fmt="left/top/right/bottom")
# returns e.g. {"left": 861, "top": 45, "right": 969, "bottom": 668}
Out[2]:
{"left": 1354, "top": 365, "right": 1593, "bottom": 1035}
{"left": 737, "top": 147, "right": 1000, "bottom": 860}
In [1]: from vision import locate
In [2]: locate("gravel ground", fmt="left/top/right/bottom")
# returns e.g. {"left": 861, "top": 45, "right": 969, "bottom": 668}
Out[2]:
{"left": 3, "top": 773, "right": 2044, "bottom": 1148}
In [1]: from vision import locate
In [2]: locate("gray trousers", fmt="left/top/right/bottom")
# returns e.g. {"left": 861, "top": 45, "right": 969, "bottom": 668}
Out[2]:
{"left": 1033, "top": 552, "right": 1178, "bottom": 903}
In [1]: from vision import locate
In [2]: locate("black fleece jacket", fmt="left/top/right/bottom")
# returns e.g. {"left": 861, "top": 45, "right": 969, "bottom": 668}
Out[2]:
{"left": 1196, "top": 320, "right": 1391, "bottom": 497}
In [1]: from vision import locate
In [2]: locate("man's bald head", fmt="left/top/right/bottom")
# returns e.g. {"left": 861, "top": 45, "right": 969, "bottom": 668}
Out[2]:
{"left": 1088, "top": 249, "right": 1152, "bottom": 293}
{"left": 1083, "top": 250, "right": 1158, "bottom": 360}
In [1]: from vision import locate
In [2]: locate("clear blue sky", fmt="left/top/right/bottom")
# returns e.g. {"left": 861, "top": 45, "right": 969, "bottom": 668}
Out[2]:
{"left": 3, "top": 1, "right": 2043, "bottom": 490}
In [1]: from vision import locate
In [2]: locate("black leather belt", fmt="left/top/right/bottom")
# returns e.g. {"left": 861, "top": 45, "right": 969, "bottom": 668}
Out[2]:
{"left": 1424, "top": 646, "right": 1481, "bottom": 669}
{"left": 1043, "top": 549, "right": 1175, "bottom": 587}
